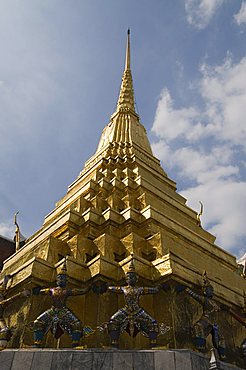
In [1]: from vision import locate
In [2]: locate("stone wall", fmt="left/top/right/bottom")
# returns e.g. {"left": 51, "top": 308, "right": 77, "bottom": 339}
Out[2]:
{"left": 0, "top": 349, "right": 244, "bottom": 370}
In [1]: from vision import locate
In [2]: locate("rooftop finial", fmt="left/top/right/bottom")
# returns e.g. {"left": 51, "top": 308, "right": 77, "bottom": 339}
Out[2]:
{"left": 14, "top": 211, "right": 20, "bottom": 251}
{"left": 125, "top": 28, "right": 131, "bottom": 71}
{"left": 197, "top": 201, "right": 203, "bottom": 227}
{"left": 13, "top": 211, "right": 26, "bottom": 251}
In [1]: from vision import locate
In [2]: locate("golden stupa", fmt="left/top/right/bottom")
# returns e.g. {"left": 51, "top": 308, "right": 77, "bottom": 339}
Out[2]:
{"left": 1, "top": 31, "right": 245, "bottom": 360}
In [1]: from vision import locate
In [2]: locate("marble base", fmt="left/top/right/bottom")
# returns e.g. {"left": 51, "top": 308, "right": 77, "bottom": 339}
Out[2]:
{"left": 0, "top": 349, "right": 244, "bottom": 370}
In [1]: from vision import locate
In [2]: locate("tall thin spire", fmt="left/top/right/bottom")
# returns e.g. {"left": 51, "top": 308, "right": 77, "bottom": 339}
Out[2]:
{"left": 116, "top": 29, "right": 135, "bottom": 112}
{"left": 125, "top": 29, "right": 130, "bottom": 71}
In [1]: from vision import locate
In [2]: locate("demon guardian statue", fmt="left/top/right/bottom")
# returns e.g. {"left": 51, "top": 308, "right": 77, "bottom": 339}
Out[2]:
{"left": 32, "top": 259, "right": 93, "bottom": 347}
{"left": 95, "top": 255, "right": 164, "bottom": 348}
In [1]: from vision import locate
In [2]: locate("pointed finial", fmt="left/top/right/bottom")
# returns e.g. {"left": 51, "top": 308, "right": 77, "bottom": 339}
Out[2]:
{"left": 14, "top": 211, "right": 20, "bottom": 251}
{"left": 13, "top": 211, "right": 26, "bottom": 251}
{"left": 197, "top": 201, "right": 203, "bottom": 227}
{"left": 125, "top": 29, "right": 131, "bottom": 71}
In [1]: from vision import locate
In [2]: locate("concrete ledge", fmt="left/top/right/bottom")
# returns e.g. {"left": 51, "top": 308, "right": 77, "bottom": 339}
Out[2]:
{"left": 0, "top": 349, "right": 244, "bottom": 370}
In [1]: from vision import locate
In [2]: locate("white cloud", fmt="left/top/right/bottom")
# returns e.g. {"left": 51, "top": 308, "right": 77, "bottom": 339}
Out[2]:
{"left": 151, "top": 56, "right": 246, "bottom": 257}
{"left": 152, "top": 56, "right": 246, "bottom": 149}
{"left": 185, "top": 0, "right": 223, "bottom": 29}
{"left": 234, "top": 1, "right": 246, "bottom": 25}
{"left": 152, "top": 89, "right": 200, "bottom": 141}
{"left": 181, "top": 180, "right": 246, "bottom": 256}
{"left": 200, "top": 57, "right": 246, "bottom": 148}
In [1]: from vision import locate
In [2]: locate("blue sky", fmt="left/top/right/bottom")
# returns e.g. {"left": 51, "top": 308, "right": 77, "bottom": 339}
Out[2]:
{"left": 0, "top": 0, "right": 245, "bottom": 258}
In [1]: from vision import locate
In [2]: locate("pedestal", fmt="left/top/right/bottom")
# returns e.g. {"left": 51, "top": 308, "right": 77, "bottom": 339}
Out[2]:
{"left": 0, "top": 349, "right": 244, "bottom": 370}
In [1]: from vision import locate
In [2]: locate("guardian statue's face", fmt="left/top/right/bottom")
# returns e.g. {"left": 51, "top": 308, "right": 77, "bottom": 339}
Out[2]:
{"left": 56, "top": 274, "right": 67, "bottom": 288}
{"left": 126, "top": 272, "right": 138, "bottom": 286}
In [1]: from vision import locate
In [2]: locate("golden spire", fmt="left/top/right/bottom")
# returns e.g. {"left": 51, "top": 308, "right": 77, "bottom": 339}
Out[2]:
{"left": 116, "top": 29, "right": 135, "bottom": 112}
{"left": 94, "top": 30, "right": 154, "bottom": 156}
